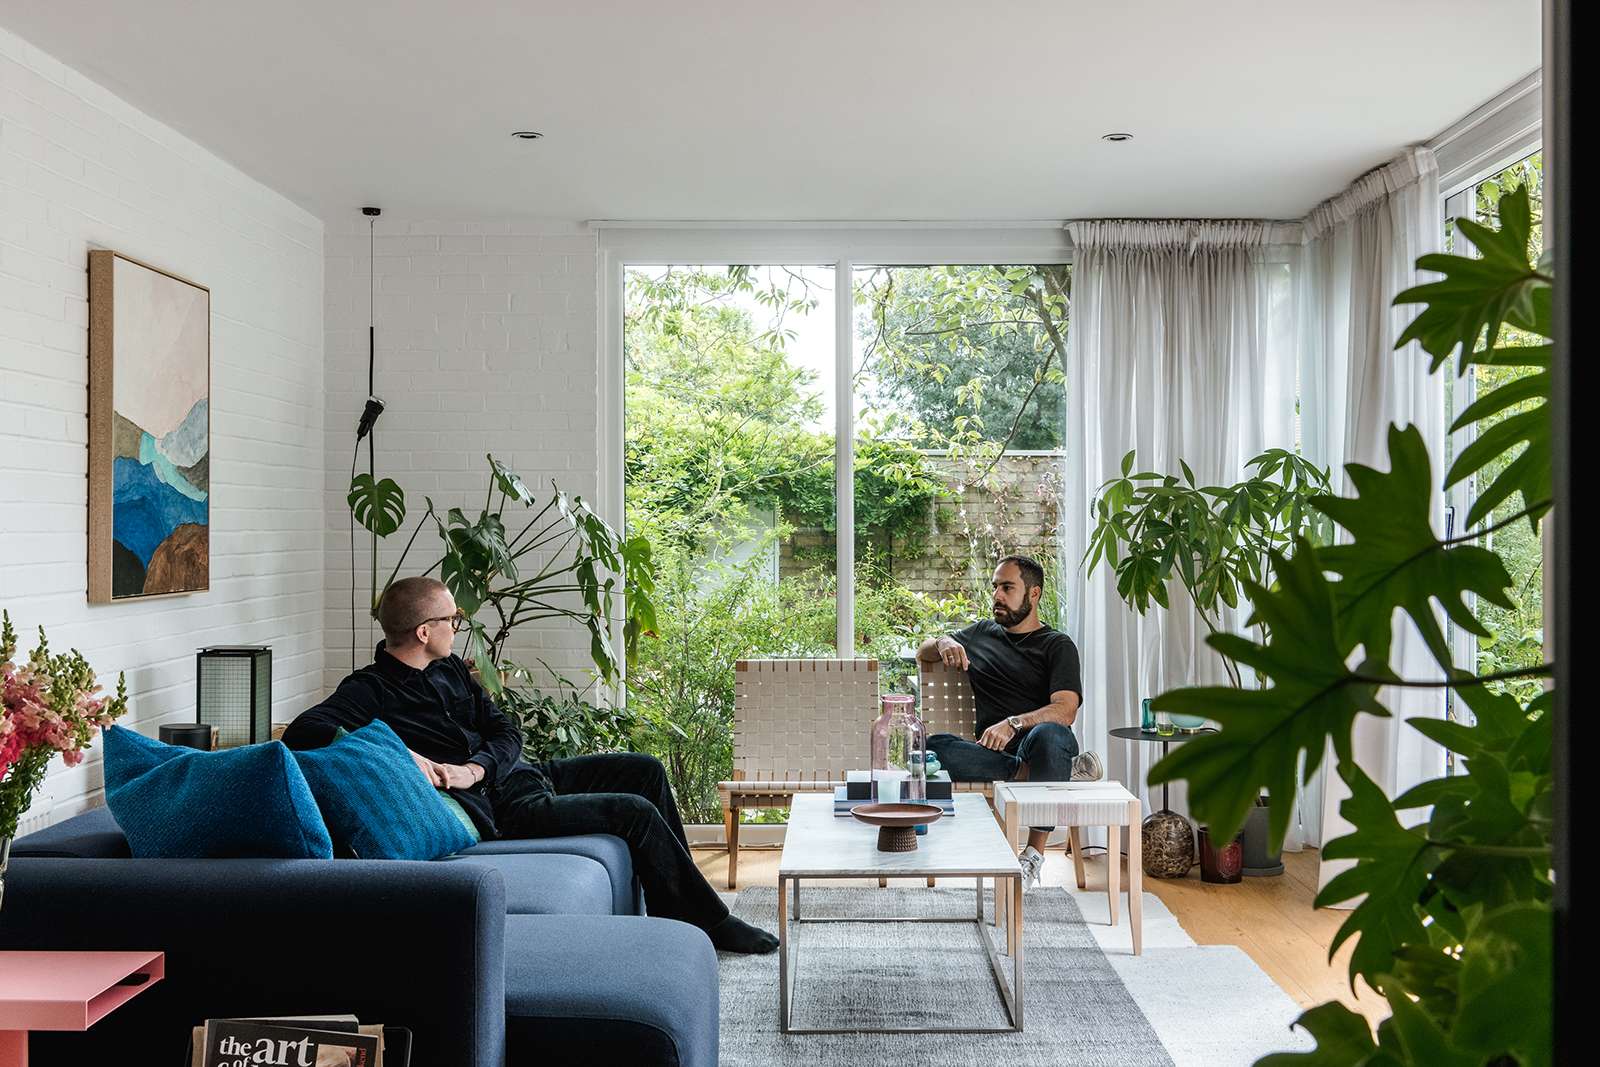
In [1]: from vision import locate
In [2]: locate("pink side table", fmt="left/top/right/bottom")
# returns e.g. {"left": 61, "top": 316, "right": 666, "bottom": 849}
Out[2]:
{"left": 0, "top": 951, "right": 164, "bottom": 1067}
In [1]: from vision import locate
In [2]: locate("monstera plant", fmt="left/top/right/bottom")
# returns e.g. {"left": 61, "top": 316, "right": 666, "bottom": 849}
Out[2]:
{"left": 1152, "top": 186, "right": 1554, "bottom": 1066}
{"left": 349, "top": 454, "right": 657, "bottom": 696}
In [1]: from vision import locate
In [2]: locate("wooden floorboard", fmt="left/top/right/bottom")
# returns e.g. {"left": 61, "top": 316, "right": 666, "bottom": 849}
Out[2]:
{"left": 694, "top": 841, "right": 1388, "bottom": 1026}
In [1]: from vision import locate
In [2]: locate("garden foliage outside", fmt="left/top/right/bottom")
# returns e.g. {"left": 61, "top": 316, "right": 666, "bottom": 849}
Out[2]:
{"left": 623, "top": 264, "right": 1073, "bottom": 822}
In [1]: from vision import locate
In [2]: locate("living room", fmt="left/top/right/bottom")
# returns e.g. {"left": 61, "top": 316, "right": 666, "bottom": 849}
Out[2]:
{"left": 0, "top": 3, "right": 1575, "bottom": 1065}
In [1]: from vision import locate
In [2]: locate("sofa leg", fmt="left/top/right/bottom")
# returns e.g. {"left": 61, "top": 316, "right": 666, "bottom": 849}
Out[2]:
{"left": 724, "top": 803, "right": 739, "bottom": 890}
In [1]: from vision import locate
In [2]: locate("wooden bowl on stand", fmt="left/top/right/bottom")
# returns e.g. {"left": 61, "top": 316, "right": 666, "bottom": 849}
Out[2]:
{"left": 850, "top": 802, "right": 944, "bottom": 852}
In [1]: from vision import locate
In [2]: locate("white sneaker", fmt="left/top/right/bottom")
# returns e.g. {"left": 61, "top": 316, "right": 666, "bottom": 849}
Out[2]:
{"left": 1018, "top": 846, "right": 1045, "bottom": 893}
{"left": 1071, "top": 750, "right": 1105, "bottom": 781}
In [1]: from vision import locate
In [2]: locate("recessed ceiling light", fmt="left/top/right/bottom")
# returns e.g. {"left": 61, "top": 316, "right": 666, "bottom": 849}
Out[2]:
{"left": 1101, "top": 132, "right": 1134, "bottom": 143}
{"left": 511, "top": 131, "right": 544, "bottom": 140}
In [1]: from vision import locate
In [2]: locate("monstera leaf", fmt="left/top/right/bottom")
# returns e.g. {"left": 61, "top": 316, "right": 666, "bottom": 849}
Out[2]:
{"left": 347, "top": 474, "right": 406, "bottom": 537}
{"left": 1316, "top": 763, "right": 1436, "bottom": 988}
{"left": 1150, "top": 544, "right": 1390, "bottom": 848}
{"left": 1256, "top": 1002, "right": 1391, "bottom": 1067}
{"left": 1395, "top": 185, "right": 1552, "bottom": 529}
{"left": 489, "top": 453, "right": 536, "bottom": 506}
{"left": 1314, "top": 425, "right": 1515, "bottom": 669}
{"left": 1395, "top": 185, "right": 1548, "bottom": 372}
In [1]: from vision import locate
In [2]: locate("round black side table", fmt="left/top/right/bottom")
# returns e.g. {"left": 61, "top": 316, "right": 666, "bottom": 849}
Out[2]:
{"left": 1110, "top": 725, "right": 1216, "bottom": 878}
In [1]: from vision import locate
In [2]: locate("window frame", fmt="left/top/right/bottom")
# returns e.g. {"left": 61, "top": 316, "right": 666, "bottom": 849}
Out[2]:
{"left": 598, "top": 225, "right": 1073, "bottom": 658}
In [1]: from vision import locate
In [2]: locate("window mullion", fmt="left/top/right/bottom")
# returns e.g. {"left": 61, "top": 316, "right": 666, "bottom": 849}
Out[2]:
{"left": 834, "top": 258, "right": 855, "bottom": 656}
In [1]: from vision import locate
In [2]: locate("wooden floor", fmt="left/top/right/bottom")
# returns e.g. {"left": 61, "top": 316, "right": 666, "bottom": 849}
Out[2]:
{"left": 694, "top": 841, "right": 1387, "bottom": 1026}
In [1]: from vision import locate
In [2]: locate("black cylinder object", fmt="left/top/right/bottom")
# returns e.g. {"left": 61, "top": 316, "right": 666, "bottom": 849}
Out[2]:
{"left": 158, "top": 723, "right": 213, "bottom": 750}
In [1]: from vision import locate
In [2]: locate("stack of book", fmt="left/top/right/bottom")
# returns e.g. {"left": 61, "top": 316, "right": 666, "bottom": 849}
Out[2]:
{"left": 834, "top": 771, "right": 956, "bottom": 817}
{"left": 192, "top": 1015, "right": 409, "bottom": 1067}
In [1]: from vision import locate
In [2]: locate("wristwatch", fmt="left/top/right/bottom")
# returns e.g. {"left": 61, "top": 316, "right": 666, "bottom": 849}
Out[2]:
{"left": 1006, "top": 715, "right": 1025, "bottom": 731}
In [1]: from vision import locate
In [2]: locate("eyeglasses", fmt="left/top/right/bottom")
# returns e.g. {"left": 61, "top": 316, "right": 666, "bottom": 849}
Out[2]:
{"left": 417, "top": 611, "right": 467, "bottom": 633}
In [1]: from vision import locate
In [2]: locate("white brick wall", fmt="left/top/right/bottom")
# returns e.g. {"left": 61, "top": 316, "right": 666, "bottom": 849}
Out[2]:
{"left": 321, "top": 219, "right": 599, "bottom": 695}
{"left": 0, "top": 25, "right": 325, "bottom": 832}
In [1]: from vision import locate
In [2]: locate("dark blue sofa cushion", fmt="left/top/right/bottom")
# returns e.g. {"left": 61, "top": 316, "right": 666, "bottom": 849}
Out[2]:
{"left": 7, "top": 805, "right": 129, "bottom": 858}
{"left": 102, "top": 726, "right": 333, "bottom": 859}
{"left": 292, "top": 719, "right": 476, "bottom": 860}
{"left": 461, "top": 835, "right": 639, "bottom": 915}
{"left": 504, "top": 914, "right": 718, "bottom": 1067}
{"left": 444, "top": 852, "right": 614, "bottom": 915}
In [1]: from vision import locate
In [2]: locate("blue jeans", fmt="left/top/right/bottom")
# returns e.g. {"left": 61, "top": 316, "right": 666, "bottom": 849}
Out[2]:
{"left": 928, "top": 722, "right": 1080, "bottom": 831}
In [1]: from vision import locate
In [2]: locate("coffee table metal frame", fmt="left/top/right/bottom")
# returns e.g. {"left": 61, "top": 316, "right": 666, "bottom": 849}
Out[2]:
{"left": 776, "top": 792, "right": 1024, "bottom": 1034}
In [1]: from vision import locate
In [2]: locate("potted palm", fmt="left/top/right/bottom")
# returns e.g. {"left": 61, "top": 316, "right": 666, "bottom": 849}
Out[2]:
{"left": 1085, "top": 447, "right": 1330, "bottom": 875}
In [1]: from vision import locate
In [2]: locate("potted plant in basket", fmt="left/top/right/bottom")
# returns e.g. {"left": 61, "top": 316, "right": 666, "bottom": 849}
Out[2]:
{"left": 1, "top": 611, "right": 129, "bottom": 909}
{"left": 1085, "top": 448, "right": 1331, "bottom": 876}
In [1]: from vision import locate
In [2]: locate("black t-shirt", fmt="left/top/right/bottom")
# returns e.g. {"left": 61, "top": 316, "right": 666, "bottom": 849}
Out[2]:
{"left": 952, "top": 620, "right": 1083, "bottom": 735}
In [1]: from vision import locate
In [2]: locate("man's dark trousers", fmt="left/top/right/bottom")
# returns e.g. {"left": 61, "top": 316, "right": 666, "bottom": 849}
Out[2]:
{"left": 493, "top": 752, "right": 727, "bottom": 930}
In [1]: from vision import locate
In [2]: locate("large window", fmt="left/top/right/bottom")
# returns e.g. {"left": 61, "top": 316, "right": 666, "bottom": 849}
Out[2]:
{"left": 1443, "top": 150, "right": 1544, "bottom": 716}
{"left": 620, "top": 259, "right": 1069, "bottom": 821}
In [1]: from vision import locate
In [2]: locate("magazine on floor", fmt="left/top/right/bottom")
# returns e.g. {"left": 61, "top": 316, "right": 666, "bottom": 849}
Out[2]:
{"left": 195, "top": 1017, "right": 382, "bottom": 1067}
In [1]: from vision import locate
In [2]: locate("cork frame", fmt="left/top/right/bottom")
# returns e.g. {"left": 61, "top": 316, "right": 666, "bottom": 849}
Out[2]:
{"left": 87, "top": 250, "right": 212, "bottom": 602}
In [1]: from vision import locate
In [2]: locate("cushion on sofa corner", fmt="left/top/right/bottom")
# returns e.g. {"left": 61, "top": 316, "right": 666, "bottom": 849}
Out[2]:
{"left": 292, "top": 718, "right": 476, "bottom": 860}
{"left": 102, "top": 724, "right": 333, "bottom": 859}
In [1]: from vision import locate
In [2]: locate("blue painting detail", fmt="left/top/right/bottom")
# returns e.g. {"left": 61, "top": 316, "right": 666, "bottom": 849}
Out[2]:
{"left": 138, "top": 431, "right": 207, "bottom": 501}
{"left": 112, "top": 456, "right": 209, "bottom": 566}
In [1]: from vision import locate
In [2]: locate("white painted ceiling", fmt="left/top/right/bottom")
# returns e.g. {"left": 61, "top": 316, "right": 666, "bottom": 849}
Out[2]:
{"left": 3, "top": 1, "right": 1541, "bottom": 222}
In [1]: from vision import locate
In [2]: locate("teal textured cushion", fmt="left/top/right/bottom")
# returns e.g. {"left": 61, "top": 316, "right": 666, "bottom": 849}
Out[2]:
{"left": 292, "top": 719, "right": 476, "bottom": 860}
{"left": 102, "top": 725, "right": 333, "bottom": 859}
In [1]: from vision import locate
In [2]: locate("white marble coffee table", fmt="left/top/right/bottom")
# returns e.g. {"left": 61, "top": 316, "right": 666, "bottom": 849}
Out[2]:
{"left": 776, "top": 792, "right": 1024, "bottom": 1033}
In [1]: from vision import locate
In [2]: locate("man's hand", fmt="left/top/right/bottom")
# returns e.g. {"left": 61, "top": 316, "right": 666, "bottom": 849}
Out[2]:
{"left": 436, "top": 762, "right": 484, "bottom": 790}
{"left": 978, "top": 719, "right": 1017, "bottom": 751}
{"left": 410, "top": 749, "right": 446, "bottom": 787}
{"left": 935, "top": 636, "right": 970, "bottom": 671}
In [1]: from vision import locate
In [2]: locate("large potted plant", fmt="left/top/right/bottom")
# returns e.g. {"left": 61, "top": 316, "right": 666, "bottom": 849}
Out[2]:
{"left": 1153, "top": 186, "right": 1553, "bottom": 1065}
{"left": 348, "top": 454, "right": 657, "bottom": 740}
{"left": 1086, "top": 447, "right": 1331, "bottom": 876}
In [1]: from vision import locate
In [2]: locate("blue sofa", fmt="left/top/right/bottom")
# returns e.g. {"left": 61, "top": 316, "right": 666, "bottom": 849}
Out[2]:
{"left": 0, "top": 807, "right": 719, "bottom": 1066}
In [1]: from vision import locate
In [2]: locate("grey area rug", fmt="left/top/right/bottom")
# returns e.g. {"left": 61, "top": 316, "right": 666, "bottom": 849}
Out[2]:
{"left": 719, "top": 887, "right": 1176, "bottom": 1066}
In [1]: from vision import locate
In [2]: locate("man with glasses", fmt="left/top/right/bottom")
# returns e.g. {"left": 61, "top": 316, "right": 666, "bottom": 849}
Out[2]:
{"left": 283, "top": 575, "right": 778, "bottom": 954}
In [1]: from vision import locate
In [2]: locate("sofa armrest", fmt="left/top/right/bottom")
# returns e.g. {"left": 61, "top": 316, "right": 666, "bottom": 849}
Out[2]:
{"left": 0, "top": 857, "right": 506, "bottom": 1067}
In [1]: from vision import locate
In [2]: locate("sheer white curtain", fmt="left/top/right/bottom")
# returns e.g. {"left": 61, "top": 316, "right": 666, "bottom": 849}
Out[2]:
{"left": 1061, "top": 221, "right": 1297, "bottom": 826}
{"left": 1294, "top": 147, "right": 1446, "bottom": 891}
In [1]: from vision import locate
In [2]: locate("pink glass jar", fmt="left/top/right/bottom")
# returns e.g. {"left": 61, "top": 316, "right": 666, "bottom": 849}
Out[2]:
{"left": 870, "top": 694, "right": 926, "bottom": 802}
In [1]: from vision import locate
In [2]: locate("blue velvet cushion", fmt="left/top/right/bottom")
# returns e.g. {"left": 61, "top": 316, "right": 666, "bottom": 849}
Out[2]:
{"left": 102, "top": 725, "right": 333, "bottom": 859}
{"left": 292, "top": 719, "right": 476, "bottom": 860}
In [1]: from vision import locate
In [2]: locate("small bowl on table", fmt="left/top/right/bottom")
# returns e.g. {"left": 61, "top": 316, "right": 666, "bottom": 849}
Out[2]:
{"left": 850, "top": 802, "right": 943, "bottom": 852}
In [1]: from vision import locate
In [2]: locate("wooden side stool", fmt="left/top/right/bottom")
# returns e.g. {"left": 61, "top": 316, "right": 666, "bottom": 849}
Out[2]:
{"left": 993, "top": 781, "right": 1144, "bottom": 955}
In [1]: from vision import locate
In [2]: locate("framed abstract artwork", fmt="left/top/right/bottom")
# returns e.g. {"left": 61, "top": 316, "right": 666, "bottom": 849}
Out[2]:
{"left": 87, "top": 250, "right": 211, "bottom": 601}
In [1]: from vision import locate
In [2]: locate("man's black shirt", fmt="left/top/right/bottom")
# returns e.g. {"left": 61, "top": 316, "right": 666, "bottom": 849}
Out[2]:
{"left": 281, "top": 642, "right": 540, "bottom": 838}
{"left": 952, "top": 620, "right": 1083, "bottom": 735}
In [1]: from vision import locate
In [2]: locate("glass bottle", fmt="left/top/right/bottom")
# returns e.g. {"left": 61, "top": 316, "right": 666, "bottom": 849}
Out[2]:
{"left": 870, "top": 694, "right": 926, "bottom": 802}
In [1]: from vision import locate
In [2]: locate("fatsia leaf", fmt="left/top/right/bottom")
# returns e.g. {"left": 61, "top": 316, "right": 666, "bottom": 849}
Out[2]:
{"left": 1150, "top": 545, "right": 1390, "bottom": 847}
{"left": 1394, "top": 186, "right": 1550, "bottom": 370}
{"left": 1255, "top": 1002, "right": 1390, "bottom": 1067}
{"left": 1381, "top": 985, "right": 1478, "bottom": 1067}
{"left": 1450, "top": 903, "right": 1553, "bottom": 1067}
{"left": 1314, "top": 424, "right": 1514, "bottom": 669}
{"left": 347, "top": 474, "right": 406, "bottom": 537}
{"left": 1316, "top": 762, "right": 1436, "bottom": 989}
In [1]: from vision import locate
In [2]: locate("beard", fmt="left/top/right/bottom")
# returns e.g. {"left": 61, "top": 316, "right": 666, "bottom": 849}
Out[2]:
{"left": 992, "top": 602, "right": 1030, "bottom": 627}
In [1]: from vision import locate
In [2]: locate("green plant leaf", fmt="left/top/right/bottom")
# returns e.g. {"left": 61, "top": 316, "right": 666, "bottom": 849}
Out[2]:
{"left": 347, "top": 474, "right": 406, "bottom": 537}
{"left": 1255, "top": 1002, "right": 1388, "bottom": 1067}
{"left": 489, "top": 453, "right": 536, "bottom": 506}
{"left": 1450, "top": 903, "right": 1552, "bottom": 1066}
{"left": 1150, "top": 544, "right": 1390, "bottom": 847}
{"left": 1381, "top": 984, "right": 1478, "bottom": 1067}
{"left": 1394, "top": 186, "right": 1549, "bottom": 371}
{"left": 1444, "top": 406, "right": 1551, "bottom": 529}
{"left": 1313, "top": 425, "right": 1514, "bottom": 668}
{"left": 1316, "top": 762, "right": 1436, "bottom": 989}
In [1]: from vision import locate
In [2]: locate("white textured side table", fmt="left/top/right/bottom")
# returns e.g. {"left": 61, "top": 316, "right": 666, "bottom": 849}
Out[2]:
{"left": 993, "top": 781, "right": 1144, "bottom": 955}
